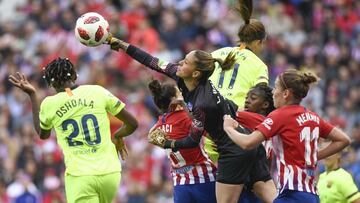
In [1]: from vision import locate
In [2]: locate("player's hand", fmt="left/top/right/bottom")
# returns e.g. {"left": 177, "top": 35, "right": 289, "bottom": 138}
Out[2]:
{"left": 223, "top": 115, "right": 238, "bottom": 130}
{"left": 148, "top": 127, "right": 167, "bottom": 148}
{"left": 112, "top": 137, "right": 128, "bottom": 161}
{"left": 106, "top": 33, "right": 121, "bottom": 51}
{"left": 9, "top": 72, "right": 36, "bottom": 95}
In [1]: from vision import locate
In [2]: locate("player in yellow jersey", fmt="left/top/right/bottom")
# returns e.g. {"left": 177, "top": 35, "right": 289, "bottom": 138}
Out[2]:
{"left": 317, "top": 149, "right": 360, "bottom": 203}
{"left": 206, "top": 0, "right": 269, "bottom": 163}
{"left": 206, "top": 0, "right": 274, "bottom": 202}
{"left": 9, "top": 58, "right": 138, "bottom": 203}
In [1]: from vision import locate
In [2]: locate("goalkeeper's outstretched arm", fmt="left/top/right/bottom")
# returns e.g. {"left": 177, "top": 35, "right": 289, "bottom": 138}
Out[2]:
{"left": 106, "top": 34, "right": 179, "bottom": 80}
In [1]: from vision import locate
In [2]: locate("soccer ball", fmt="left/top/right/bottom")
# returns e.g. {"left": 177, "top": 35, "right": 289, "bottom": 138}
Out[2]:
{"left": 75, "top": 12, "right": 109, "bottom": 47}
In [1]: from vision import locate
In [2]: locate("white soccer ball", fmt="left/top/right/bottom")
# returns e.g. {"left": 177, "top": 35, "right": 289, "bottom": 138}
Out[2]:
{"left": 75, "top": 12, "right": 109, "bottom": 47}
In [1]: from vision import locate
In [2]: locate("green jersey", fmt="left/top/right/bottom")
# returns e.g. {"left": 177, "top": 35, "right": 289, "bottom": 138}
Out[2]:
{"left": 39, "top": 85, "right": 125, "bottom": 176}
{"left": 318, "top": 168, "right": 360, "bottom": 203}
{"left": 210, "top": 47, "right": 268, "bottom": 107}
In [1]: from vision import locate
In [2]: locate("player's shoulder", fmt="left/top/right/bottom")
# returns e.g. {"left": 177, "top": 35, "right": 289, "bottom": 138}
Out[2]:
{"left": 237, "top": 111, "right": 264, "bottom": 119}
{"left": 211, "top": 47, "right": 236, "bottom": 57}
{"left": 41, "top": 95, "right": 54, "bottom": 107}
{"left": 267, "top": 108, "right": 283, "bottom": 118}
{"left": 80, "top": 84, "right": 111, "bottom": 96}
{"left": 304, "top": 108, "right": 321, "bottom": 117}
{"left": 335, "top": 168, "right": 353, "bottom": 180}
{"left": 79, "top": 84, "right": 104, "bottom": 91}
{"left": 242, "top": 49, "right": 267, "bottom": 67}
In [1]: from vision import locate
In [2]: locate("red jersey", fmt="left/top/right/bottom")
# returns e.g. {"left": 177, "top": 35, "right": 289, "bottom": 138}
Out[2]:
{"left": 256, "top": 105, "right": 334, "bottom": 195}
{"left": 237, "top": 111, "right": 273, "bottom": 159}
{"left": 155, "top": 110, "right": 216, "bottom": 186}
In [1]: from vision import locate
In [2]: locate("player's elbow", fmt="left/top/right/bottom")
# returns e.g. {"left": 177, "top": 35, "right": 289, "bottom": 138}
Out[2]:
{"left": 39, "top": 129, "right": 51, "bottom": 140}
{"left": 127, "top": 120, "right": 138, "bottom": 134}
{"left": 342, "top": 135, "right": 351, "bottom": 147}
{"left": 39, "top": 133, "right": 50, "bottom": 140}
{"left": 242, "top": 140, "right": 256, "bottom": 150}
{"left": 337, "top": 128, "right": 351, "bottom": 148}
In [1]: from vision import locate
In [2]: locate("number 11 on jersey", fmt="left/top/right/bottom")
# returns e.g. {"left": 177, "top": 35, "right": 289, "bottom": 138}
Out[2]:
{"left": 300, "top": 127, "right": 319, "bottom": 166}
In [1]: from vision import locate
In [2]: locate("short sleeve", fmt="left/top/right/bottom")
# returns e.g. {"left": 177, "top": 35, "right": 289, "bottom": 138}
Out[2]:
{"left": 39, "top": 99, "right": 53, "bottom": 130}
{"left": 254, "top": 63, "right": 269, "bottom": 85}
{"left": 101, "top": 87, "right": 125, "bottom": 116}
{"left": 338, "top": 172, "right": 360, "bottom": 202}
{"left": 256, "top": 111, "right": 282, "bottom": 139}
{"left": 236, "top": 111, "right": 264, "bottom": 131}
{"left": 319, "top": 117, "right": 335, "bottom": 138}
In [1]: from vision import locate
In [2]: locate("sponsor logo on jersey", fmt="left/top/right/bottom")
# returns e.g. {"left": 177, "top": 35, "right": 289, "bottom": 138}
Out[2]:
{"left": 173, "top": 165, "right": 194, "bottom": 174}
{"left": 262, "top": 118, "right": 273, "bottom": 130}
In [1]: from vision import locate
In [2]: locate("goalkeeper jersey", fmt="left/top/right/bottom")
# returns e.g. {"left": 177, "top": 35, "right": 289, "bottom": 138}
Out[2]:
{"left": 318, "top": 168, "right": 360, "bottom": 203}
{"left": 39, "top": 85, "right": 125, "bottom": 176}
{"left": 210, "top": 47, "right": 268, "bottom": 107}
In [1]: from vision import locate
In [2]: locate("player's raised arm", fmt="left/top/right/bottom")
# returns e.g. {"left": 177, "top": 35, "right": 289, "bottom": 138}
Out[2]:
{"left": 8, "top": 72, "right": 51, "bottom": 139}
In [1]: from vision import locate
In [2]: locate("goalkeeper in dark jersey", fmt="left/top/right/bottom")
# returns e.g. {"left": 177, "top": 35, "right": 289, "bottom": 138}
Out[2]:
{"left": 106, "top": 32, "right": 272, "bottom": 203}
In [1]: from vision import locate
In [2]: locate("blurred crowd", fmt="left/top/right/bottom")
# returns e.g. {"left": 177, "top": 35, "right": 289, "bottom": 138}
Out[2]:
{"left": 0, "top": 0, "right": 359, "bottom": 202}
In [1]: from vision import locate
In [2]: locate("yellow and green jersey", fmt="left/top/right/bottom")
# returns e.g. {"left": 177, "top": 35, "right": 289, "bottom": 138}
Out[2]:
{"left": 210, "top": 47, "right": 268, "bottom": 107}
{"left": 39, "top": 85, "right": 125, "bottom": 176}
{"left": 205, "top": 47, "right": 269, "bottom": 162}
{"left": 317, "top": 168, "right": 360, "bottom": 203}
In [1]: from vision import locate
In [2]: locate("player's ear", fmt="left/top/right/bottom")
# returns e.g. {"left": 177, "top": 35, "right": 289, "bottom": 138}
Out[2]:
{"left": 283, "top": 89, "right": 292, "bottom": 100}
{"left": 262, "top": 101, "right": 269, "bottom": 110}
{"left": 192, "top": 70, "right": 201, "bottom": 79}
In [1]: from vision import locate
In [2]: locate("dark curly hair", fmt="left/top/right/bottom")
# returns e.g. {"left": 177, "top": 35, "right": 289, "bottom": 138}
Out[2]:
{"left": 43, "top": 58, "right": 77, "bottom": 88}
{"left": 251, "top": 83, "right": 275, "bottom": 115}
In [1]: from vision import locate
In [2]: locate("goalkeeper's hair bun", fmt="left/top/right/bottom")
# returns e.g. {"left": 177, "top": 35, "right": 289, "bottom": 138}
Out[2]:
{"left": 148, "top": 80, "right": 177, "bottom": 112}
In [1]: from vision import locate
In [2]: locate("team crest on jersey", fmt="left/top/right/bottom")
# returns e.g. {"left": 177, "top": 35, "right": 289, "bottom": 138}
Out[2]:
{"left": 187, "top": 102, "right": 193, "bottom": 111}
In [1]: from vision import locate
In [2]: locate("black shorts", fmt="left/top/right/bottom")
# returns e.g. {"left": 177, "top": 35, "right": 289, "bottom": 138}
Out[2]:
{"left": 216, "top": 148, "right": 257, "bottom": 184}
{"left": 216, "top": 145, "right": 271, "bottom": 185}
{"left": 246, "top": 145, "right": 272, "bottom": 189}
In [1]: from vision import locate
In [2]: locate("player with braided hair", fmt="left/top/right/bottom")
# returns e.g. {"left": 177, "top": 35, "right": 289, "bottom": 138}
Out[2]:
{"left": 8, "top": 58, "right": 138, "bottom": 203}
{"left": 43, "top": 57, "right": 77, "bottom": 89}
{"left": 235, "top": 83, "right": 276, "bottom": 203}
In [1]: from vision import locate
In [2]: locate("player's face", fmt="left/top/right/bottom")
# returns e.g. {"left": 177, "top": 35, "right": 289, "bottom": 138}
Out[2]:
{"left": 176, "top": 51, "right": 198, "bottom": 80}
{"left": 273, "top": 78, "right": 286, "bottom": 108}
{"left": 244, "top": 89, "right": 266, "bottom": 113}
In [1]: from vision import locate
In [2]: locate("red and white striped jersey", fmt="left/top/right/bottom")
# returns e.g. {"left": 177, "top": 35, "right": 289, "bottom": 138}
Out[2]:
{"left": 155, "top": 110, "right": 216, "bottom": 186}
{"left": 256, "top": 105, "right": 334, "bottom": 194}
